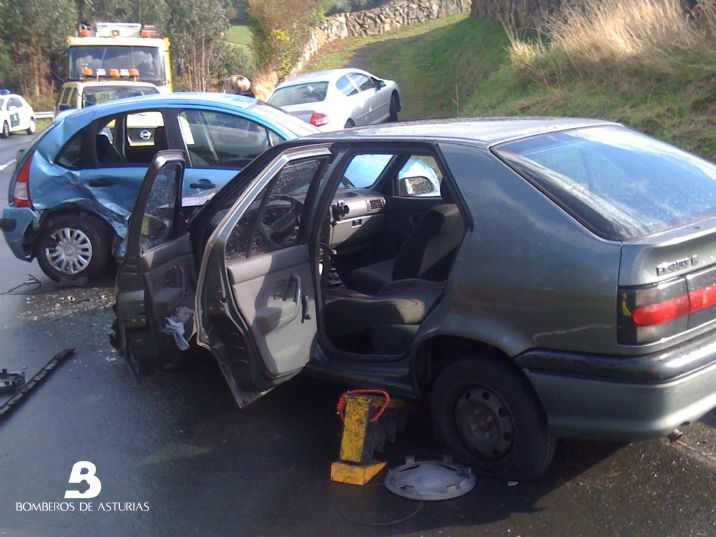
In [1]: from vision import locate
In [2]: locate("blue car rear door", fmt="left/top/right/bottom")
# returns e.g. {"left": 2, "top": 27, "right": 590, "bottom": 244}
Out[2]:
{"left": 81, "top": 109, "right": 172, "bottom": 219}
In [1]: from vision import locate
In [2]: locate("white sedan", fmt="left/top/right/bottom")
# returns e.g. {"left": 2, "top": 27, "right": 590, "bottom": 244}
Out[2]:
{"left": 267, "top": 68, "right": 401, "bottom": 131}
{"left": 0, "top": 92, "right": 36, "bottom": 138}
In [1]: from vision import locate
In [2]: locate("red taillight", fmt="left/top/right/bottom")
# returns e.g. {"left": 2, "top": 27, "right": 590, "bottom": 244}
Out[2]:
{"left": 620, "top": 267, "right": 716, "bottom": 344}
{"left": 13, "top": 153, "right": 32, "bottom": 207}
{"left": 632, "top": 295, "right": 690, "bottom": 326}
{"left": 309, "top": 112, "right": 329, "bottom": 127}
{"left": 687, "top": 282, "right": 716, "bottom": 313}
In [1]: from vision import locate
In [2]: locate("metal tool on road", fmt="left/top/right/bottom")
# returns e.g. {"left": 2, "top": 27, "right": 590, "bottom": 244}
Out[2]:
{"left": 0, "top": 369, "right": 25, "bottom": 394}
{"left": 0, "top": 348, "right": 75, "bottom": 419}
{"left": 331, "top": 389, "right": 408, "bottom": 485}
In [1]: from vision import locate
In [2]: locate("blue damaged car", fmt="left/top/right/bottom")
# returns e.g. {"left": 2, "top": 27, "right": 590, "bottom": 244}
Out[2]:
{"left": 0, "top": 93, "right": 316, "bottom": 282}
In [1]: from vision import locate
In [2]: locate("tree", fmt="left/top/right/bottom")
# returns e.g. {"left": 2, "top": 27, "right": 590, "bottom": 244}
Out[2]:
{"left": 2, "top": 0, "right": 78, "bottom": 97}
{"left": 247, "top": 0, "right": 324, "bottom": 74}
{"left": 165, "top": 0, "right": 231, "bottom": 91}
{"left": 74, "top": 0, "right": 169, "bottom": 27}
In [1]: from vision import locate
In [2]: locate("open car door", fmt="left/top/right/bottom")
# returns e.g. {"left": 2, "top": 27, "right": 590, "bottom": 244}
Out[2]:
{"left": 115, "top": 150, "right": 197, "bottom": 375}
{"left": 195, "top": 146, "right": 332, "bottom": 407}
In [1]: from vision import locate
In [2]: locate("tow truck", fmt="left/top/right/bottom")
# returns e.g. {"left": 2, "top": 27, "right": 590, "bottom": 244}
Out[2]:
{"left": 56, "top": 22, "right": 172, "bottom": 114}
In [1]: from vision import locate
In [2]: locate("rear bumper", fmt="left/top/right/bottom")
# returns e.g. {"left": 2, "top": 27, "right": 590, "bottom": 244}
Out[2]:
{"left": 516, "top": 333, "right": 716, "bottom": 440}
{"left": 1, "top": 206, "right": 38, "bottom": 260}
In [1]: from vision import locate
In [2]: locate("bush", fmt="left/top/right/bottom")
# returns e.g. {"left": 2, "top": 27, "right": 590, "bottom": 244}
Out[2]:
{"left": 507, "top": 0, "right": 716, "bottom": 82}
{"left": 247, "top": 0, "right": 324, "bottom": 75}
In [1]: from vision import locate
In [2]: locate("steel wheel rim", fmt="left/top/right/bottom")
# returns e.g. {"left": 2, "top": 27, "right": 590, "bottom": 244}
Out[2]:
{"left": 45, "top": 227, "right": 93, "bottom": 275}
{"left": 2, "top": 123, "right": 8, "bottom": 136}
{"left": 454, "top": 385, "right": 515, "bottom": 459}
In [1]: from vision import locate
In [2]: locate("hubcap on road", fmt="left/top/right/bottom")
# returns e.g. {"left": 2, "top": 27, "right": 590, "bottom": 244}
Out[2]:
{"left": 455, "top": 385, "right": 514, "bottom": 459}
{"left": 45, "top": 227, "right": 93, "bottom": 275}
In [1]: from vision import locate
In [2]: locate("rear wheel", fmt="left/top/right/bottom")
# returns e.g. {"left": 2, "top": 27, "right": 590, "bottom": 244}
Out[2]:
{"left": 1, "top": 122, "right": 9, "bottom": 138}
{"left": 36, "top": 212, "right": 112, "bottom": 284}
{"left": 26, "top": 118, "right": 36, "bottom": 135}
{"left": 344, "top": 119, "right": 355, "bottom": 128}
{"left": 389, "top": 93, "right": 399, "bottom": 122}
{"left": 430, "top": 355, "right": 556, "bottom": 481}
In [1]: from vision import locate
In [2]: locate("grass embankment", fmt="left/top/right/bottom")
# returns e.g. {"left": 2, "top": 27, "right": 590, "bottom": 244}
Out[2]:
{"left": 227, "top": 24, "right": 254, "bottom": 61}
{"left": 309, "top": 1, "right": 716, "bottom": 160}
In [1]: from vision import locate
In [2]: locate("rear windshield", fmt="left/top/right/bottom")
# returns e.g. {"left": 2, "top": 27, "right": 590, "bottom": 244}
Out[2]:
{"left": 268, "top": 82, "right": 329, "bottom": 107}
{"left": 494, "top": 126, "right": 716, "bottom": 240}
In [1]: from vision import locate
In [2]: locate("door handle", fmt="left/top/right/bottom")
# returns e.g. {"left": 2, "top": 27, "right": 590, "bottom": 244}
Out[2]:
{"left": 88, "top": 177, "right": 115, "bottom": 187}
{"left": 190, "top": 180, "right": 215, "bottom": 190}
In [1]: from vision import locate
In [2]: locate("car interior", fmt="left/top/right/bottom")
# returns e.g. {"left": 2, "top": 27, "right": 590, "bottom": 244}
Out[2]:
{"left": 320, "top": 159, "right": 466, "bottom": 356}
{"left": 219, "top": 149, "right": 467, "bottom": 358}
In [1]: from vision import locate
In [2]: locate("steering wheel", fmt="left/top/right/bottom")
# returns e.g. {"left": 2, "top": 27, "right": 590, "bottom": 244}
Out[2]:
{"left": 257, "top": 195, "right": 304, "bottom": 250}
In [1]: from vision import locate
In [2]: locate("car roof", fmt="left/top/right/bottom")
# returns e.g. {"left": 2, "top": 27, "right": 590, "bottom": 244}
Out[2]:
{"left": 304, "top": 117, "right": 620, "bottom": 147}
{"left": 274, "top": 68, "right": 370, "bottom": 88}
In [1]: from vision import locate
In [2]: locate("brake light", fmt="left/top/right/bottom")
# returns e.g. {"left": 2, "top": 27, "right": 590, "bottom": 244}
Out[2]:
{"left": 13, "top": 153, "right": 32, "bottom": 208}
{"left": 619, "top": 266, "right": 716, "bottom": 344}
{"left": 309, "top": 112, "right": 329, "bottom": 127}
{"left": 631, "top": 294, "right": 690, "bottom": 326}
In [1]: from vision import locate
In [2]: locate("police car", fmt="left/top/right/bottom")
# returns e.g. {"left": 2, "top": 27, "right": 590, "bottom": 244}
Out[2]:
{"left": 0, "top": 90, "right": 36, "bottom": 138}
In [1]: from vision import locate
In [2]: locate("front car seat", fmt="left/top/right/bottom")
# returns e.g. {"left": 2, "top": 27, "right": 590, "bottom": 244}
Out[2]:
{"left": 350, "top": 181, "right": 465, "bottom": 294}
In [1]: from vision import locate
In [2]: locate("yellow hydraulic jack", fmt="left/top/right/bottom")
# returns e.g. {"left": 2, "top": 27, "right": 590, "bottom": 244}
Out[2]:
{"left": 331, "top": 389, "right": 408, "bottom": 485}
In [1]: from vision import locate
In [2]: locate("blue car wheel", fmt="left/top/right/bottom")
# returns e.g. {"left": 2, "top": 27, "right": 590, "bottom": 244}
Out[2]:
{"left": 36, "top": 212, "right": 112, "bottom": 283}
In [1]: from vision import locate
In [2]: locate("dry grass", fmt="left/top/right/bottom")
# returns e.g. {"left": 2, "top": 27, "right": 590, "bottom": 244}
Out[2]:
{"left": 250, "top": 69, "right": 279, "bottom": 100}
{"left": 507, "top": 0, "right": 716, "bottom": 80}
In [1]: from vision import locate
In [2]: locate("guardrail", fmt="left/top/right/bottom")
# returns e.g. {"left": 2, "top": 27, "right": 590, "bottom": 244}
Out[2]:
{"left": 35, "top": 111, "right": 54, "bottom": 120}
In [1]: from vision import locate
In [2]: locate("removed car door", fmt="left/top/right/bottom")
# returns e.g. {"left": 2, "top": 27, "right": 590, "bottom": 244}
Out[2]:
{"left": 196, "top": 146, "right": 332, "bottom": 407}
{"left": 115, "top": 150, "right": 197, "bottom": 375}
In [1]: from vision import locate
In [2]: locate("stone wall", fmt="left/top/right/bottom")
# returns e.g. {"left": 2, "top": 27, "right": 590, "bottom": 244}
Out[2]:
{"left": 470, "top": 0, "right": 565, "bottom": 30}
{"left": 289, "top": 0, "right": 471, "bottom": 76}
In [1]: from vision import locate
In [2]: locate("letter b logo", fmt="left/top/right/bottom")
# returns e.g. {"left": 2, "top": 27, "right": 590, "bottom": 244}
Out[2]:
{"left": 65, "top": 461, "right": 101, "bottom": 499}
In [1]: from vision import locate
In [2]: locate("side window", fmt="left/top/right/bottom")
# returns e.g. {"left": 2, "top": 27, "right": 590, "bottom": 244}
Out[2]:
{"left": 178, "top": 110, "right": 271, "bottom": 169}
{"left": 342, "top": 154, "right": 393, "bottom": 189}
{"left": 57, "top": 131, "right": 84, "bottom": 169}
{"left": 68, "top": 89, "right": 78, "bottom": 107}
{"left": 336, "top": 76, "right": 358, "bottom": 97}
{"left": 348, "top": 73, "right": 374, "bottom": 92}
{"left": 140, "top": 164, "right": 179, "bottom": 253}
{"left": 58, "top": 88, "right": 68, "bottom": 105}
{"left": 96, "top": 111, "right": 166, "bottom": 166}
{"left": 225, "top": 157, "right": 327, "bottom": 260}
{"left": 96, "top": 116, "right": 122, "bottom": 166}
{"left": 396, "top": 155, "right": 443, "bottom": 198}
{"left": 268, "top": 130, "right": 284, "bottom": 147}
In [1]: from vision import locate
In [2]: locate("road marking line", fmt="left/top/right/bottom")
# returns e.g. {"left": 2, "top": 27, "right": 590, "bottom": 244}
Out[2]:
{"left": 0, "top": 159, "right": 16, "bottom": 171}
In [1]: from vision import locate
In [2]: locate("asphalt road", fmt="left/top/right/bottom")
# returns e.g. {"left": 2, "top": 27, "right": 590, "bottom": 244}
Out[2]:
{"left": 0, "top": 133, "right": 714, "bottom": 536}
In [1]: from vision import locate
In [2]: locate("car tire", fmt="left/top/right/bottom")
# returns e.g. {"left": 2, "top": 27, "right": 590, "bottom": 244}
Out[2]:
{"left": 36, "top": 212, "right": 112, "bottom": 284}
{"left": 26, "top": 118, "right": 36, "bottom": 135}
{"left": 389, "top": 93, "right": 399, "bottom": 122}
{"left": 430, "top": 355, "right": 556, "bottom": 481}
{"left": 344, "top": 119, "right": 355, "bottom": 128}
{"left": 1, "top": 122, "right": 9, "bottom": 138}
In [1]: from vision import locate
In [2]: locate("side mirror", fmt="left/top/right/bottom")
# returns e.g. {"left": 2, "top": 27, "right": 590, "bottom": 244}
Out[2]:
{"left": 58, "top": 104, "right": 71, "bottom": 112}
{"left": 376, "top": 80, "right": 386, "bottom": 90}
{"left": 399, "top": 175, "right": 438, "bottom": 196}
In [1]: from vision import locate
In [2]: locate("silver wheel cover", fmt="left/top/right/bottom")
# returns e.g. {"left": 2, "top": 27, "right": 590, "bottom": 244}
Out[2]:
{"left": 45, "top": 227, "right": 93, "bottom": 275}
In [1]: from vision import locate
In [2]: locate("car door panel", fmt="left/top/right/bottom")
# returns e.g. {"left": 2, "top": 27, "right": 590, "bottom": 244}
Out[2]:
{"left": 115, "top": 150, "right": 196, "bottom": 375}
{"left": 196, "top": 146, "right": 332, "bottom": 407}
{"left": 227, "top": 245, "right": 314, "bottom": 376}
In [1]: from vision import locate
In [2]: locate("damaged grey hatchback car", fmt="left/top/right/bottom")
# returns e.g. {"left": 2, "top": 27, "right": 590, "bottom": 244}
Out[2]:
{"left": 113, "top": 119, "right": 716, "bottom": 480}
